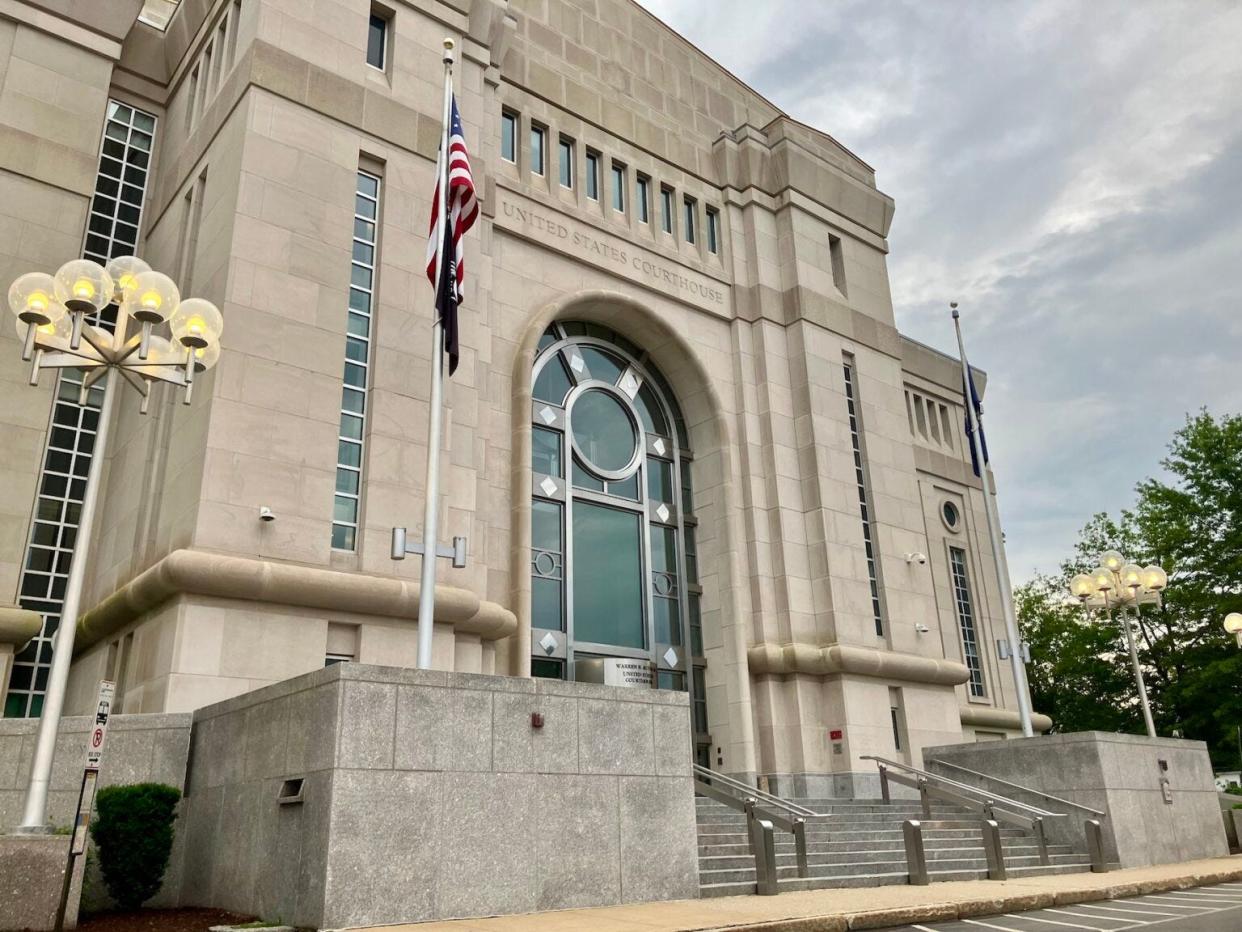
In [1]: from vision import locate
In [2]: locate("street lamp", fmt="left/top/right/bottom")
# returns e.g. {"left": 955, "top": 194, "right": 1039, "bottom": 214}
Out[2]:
{"left": 7, "top": 256, "right": 222, "bottom": 833}
{"left": 1068, "top": 552, "right": 1166, "bottom": 738}
{"left": 1225, "top": 613, "right": 1242, "bottom": 649}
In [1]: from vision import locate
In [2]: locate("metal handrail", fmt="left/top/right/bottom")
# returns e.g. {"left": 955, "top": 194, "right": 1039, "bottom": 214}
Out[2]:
{"left": 860, "top": 755, "right": 1063, "bottom": 818}
{"left": 692, "top": 764, "right": 830, "bottom": 819}
{"left": 925, "top": 759, "right": 1106, "bottom": 818}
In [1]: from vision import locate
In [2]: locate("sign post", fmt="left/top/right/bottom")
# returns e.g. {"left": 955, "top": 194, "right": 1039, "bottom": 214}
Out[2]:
{"left": 54, "top": 680, "right": 114, "bottom": 932}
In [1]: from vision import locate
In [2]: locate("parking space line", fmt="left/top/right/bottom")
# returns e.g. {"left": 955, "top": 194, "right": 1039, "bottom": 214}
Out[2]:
{"left": 1155, "top": 890, "right": 1242, "bottom": 901}
{"left": 1042, "top": 907, "right": 1134, "bottom": 925}
{"left": 1002, "top": 913, "right": 1107, "bottom": 929}
{"left": 962, "top": 919, "right": 1029, "bottom": 931}
{"left": 1071, "top": 903, "right": 1180, "bottom": 918}
{"left": 1137, "top": 895, "right": 1215, "bottom": 908}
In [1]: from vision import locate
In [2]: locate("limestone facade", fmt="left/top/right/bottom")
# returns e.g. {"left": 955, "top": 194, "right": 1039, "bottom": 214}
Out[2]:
{"left": 0, "top": 0, "right": 1045, "bottom": 790}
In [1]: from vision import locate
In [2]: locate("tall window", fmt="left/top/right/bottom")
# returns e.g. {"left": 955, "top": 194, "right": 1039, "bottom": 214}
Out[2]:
{"left": 842, "top": 361, "right": 885, "bottom": 637}
{"left": 6, "top": 102, "right": 157, "bottom": 719}
{"left": 950, "top": 547, "right": 986, "bottom": 697}
{"left": 706, "top": 207, "right": 720, "bottom": 254}
{"left": 558, "top": 137, "right": 573, "bottom": 188}
{"left": 636, "top": 175, "right": 650, "bottom": 224}
{"left": 500, "top": 111, "right": 517, "bottom": 163}
{"left": 530, "top": 125, "right": 546, "bottom": 176}
{"left": 683, "top": 196, "right": 697, "bottom": 244}
{"left": 610, "top": 162, "right": 625, "bottom": 212}
{"left": 530, "top": 322, "right": 707, "bottom": 757}
{"left": 585, "top": 150, "right": 600, "bottom": 200}
{"left": 660, "top": 187, "right": 674, "bottom": 234}
{"left": 366, "top": 12, "right": 388, "bottom": 70}
{"left": 332, "top": 170, "right": 380, "bottom": 552}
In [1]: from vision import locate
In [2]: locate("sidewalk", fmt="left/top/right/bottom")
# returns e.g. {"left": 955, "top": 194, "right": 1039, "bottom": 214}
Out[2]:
{"left": 351, "top": 856, "right": 1242, "bottom": 931}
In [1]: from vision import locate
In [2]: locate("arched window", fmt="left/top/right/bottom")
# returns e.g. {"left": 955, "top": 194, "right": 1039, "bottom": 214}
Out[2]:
{"left": 529, "top": 321, "right": 707, "bottom": 751}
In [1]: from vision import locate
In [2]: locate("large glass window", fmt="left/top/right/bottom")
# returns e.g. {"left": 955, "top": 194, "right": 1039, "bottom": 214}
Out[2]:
{"left": 332, "top": 170, "right": 381, "bottom": 552}
{"left": 950, "top": 547, "right": 986, "bottom": 697}
{"left": 7, "top": 101, "right": 156, "bottom": 719}
{"left": 530, "top": 322, "right": 707, "bottom": 753}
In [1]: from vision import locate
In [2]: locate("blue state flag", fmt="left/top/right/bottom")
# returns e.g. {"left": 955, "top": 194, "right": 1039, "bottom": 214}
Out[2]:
{"left": 963, "top": 369, "right": 989, "bottom": 478}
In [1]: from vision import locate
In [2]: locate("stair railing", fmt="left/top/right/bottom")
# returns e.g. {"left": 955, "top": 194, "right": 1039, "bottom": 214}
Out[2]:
{"left": 924, "top": 757, "right": 1111, "bottom": 875}
{"left": 693, "top": 764, "right": 830, "bottom": 891}
{"left": 862, "top": 755, "right": 1069, "bottom": 879}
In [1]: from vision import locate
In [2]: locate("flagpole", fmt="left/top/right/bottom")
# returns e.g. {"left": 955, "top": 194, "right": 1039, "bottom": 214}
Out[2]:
{"left": 951, "top": 302, "right": 1035, "bottom": 738}
{"left": 414, "top": 38, "right": 455, "bottom": 671}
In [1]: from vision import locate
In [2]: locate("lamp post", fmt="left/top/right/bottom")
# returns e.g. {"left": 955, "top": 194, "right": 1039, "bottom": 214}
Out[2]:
{"left": 1068, "top": 551, "right": 1166, "bottom": 738}
{"left": 1224, "top": 613, "right": 1242, "bottom": 649}
{"left": 7, "top": 256, "right": 222, "bottom": 833}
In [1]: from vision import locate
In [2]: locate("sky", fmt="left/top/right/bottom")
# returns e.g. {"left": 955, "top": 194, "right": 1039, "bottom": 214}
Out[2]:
{"left": 638, "top": 0, "right": 1242, "bottom": 582}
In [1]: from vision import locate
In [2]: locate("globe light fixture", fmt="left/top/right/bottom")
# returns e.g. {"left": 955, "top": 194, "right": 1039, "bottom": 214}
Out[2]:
{"left": 1224, "top": 612, "right": 1242, "bottom": 648}
{"left": 8, "top": 256, "right": 222, "bottom": 835}
{"left": 1067, "top": 551, "right": 1166, "bottom": 738}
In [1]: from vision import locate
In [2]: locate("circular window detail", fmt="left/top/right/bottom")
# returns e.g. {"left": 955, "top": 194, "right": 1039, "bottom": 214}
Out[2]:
{"left": 941, "top": 500, "right": 961, "bottom": 532}
{"left": 570, "top": 388, "right": 638, "bottom": 477}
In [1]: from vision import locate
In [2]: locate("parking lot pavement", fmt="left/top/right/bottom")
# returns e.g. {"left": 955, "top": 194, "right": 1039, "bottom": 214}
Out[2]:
{"left": 877, "top": 881, "right": 1242, "bottom": 931}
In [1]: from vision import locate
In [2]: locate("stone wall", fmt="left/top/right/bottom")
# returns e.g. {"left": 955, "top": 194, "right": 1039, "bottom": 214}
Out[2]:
{"left": 926, "top": 731, "right": 1229, "bottom": 869}
{"left": 175, "top": 661, "right": 699, "bottom": 928}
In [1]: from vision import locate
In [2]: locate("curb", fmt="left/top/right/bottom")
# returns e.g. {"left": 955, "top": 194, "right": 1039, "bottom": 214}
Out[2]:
{"left": 702, "top": 864, "right": 1242, "bottom": 931}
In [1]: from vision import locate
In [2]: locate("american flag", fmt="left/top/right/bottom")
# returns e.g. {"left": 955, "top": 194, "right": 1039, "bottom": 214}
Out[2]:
{"left": 424, "top": 96, "right": 478, "bottom": 375}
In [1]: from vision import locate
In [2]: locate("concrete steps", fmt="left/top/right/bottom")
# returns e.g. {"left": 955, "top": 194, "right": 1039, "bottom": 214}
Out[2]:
{"left": 694, "top": 794, "right": 1095, "bottom": 897}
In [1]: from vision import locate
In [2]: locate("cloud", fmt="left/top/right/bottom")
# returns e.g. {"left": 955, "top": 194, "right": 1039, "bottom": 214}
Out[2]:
{"left": 640, "top": 0, "right": 1242, "bottom": 579}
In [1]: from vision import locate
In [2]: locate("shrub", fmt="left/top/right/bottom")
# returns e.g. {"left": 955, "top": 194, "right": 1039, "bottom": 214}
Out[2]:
{"left": 89, "top": 783, "right": 181, "bottom": 909}
{"left": 1225, "top": 784, "right": 1242, "bottom": 796}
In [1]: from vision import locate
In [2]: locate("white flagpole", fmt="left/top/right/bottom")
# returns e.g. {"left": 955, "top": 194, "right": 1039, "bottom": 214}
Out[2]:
{"left": 951, "top": 302, "right": 1035, "bottom": 738}
{"left": 414, "top": 38, "right": 455, "bottom": 671}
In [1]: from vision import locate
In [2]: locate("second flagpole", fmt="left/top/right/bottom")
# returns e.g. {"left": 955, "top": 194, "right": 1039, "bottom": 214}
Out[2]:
{"left": 414, "top": 38, "right": 456, "bottom": 671}
{"left": 952, "top": 302, "right": 1035, "bottom": 738}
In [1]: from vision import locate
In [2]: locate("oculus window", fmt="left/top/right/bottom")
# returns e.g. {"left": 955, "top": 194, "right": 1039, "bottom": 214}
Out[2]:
{"left": 530, "top": 321, "right": 707, "bottom": 753}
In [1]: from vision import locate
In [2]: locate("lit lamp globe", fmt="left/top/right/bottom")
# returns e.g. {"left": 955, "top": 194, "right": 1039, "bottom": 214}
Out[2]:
{"left": 13, "top": 314, "right": 72, "bottom": 343}
{"left": 105, "top": 255, "right": 151, "bottom": 304}
{"left": 1069, "top": 574, "right": 1094, "bottom": 601}
{"left": 1225, "top": 612, "right": 1242, "bottom": 647}
{"left": 1091, "top": 566, "right": 1114, "bottom": 594}
{"left": 123, "top": 270, "right": 179, "bottom": 324}
{"left": 1100, "top": 550, "right": 1125, "bottom": 573}
{"left": 189, "top": 341, "right": 221, "bottom": 372}
{"left": 7, "top": 272, "right": 64, "bottom": 326}
{"left": 170, "top": 298, "right": 223, "bottom": 349}
{"left": 1141, "top": 565, "right": 1168, "bottom": 592}
{"left": 1120, "top": 564, "right": 1144, "bottom": 590}
{"left": 53, "top": 259, "right": 113, "bottom": 315}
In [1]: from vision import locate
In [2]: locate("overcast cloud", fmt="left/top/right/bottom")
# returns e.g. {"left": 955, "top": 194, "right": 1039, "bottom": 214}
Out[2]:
{"left": 639, "top": 0, "right": 1242, "bottom": 581}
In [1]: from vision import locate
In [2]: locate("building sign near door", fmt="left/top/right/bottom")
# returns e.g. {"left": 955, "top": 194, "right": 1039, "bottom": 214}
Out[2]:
{"left": 603, "top": 658, "right": 654, "bottom": 688}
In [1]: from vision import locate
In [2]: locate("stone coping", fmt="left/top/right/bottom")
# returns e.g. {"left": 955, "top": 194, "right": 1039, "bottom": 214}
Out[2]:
{"left": 928, "top": 730, "right": 1212, "bottom": 755}
{"left": 0, "top": 605, "right": 41, "bottom": 648}
{"left": 74, "top": 549, "right": 518, "bottom": 655}
{"left": 747, "top": 642, "right": 970, "bottom": 687}
{"left": 362, "top": 856, "right": 1242, "bottom": 932}
{"left": 0, "top": 711, "right": 192, "bottom": 736}
{"left": 958, "top": 705, "right": 1054, "bottom": 734}
{"left": 190, "top": 662, "right": 690, "bottom": 725}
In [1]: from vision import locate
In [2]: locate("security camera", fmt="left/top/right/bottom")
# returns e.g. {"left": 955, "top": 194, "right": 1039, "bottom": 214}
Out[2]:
{"left": 915, "top": 623, "right": 930, "bottom": 634}
{"left": 258, "top": 506, "right": 275, "bottom": 522}
{"left": 905, "top": 552, "right": 927, "bottom": 565}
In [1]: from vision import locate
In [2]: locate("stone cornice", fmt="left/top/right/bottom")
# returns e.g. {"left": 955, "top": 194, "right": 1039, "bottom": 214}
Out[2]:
{"left": 747, "top": 642, "right": 971, "bottom": 687}
{"left": 0, "top": 605, "right": 42, "bottom": 648}
{"left": 75, "top": 549, "right": 517, "bottom": 654}
{"left": 960, "top": 704, "right": 1054, "bottom": 734}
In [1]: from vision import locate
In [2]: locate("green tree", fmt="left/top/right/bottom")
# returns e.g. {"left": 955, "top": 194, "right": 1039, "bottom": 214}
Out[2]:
{"left": 1017, "top": 411, "right": 1242, "bottom": 768}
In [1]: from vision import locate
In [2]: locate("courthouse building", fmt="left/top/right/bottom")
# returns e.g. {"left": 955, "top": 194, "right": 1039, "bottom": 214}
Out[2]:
{"left": 0, "top": 0, "right": 1048, "bottom": 796}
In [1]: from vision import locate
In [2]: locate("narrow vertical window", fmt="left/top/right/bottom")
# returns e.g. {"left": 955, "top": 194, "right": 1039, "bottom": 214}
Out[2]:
{"left": 950, "top": 547, "right": 986, "bottom": 697}
{"left": 610, "top": 162, "right": 625, "bottom": 212}
{"left": 683, "top": 196, "right": 697, "bottom": 244}
{"left": 843, "top": 361, "right": 885, "bottom": 637}
{"left": 500, "top": 111, "right": 517, "bottom": 163}
{"left": 558, "top": 137, "right": 573, "bottom": 188}
{"left": 890, "top": 707, "right": 902, "bottom": 750}
{"left": 213, "top": 18, "right": 227, "bottom": 87}
{"left": 530, "top": 125, "right": 546, "bottom": 176}
{"left": 660, "top": 186, "right": 673, "bottom": 233}
{"left": 333, "top": 170, "right": 381, "bottom": 552}
{"left": 226, "top": 0, "right": 241, "bottom": 71}
{"left": 636, "top": 175, "right": 650, "bottom": 224}
{"left": 199, "top": 44, "right": 214, "bottom": 114}
{"left": 185, "top": 66, "right": 199, "bottom": 131}
{"left": 585, "top": 150, "right": 600, "bottom": 200}
{"left": 706, "top": 207, "right": 719, "bottom": 254}
{"left": 7, "top": 101, "right": 157, "bottom": 719}
{"left": 366, "top": 12, "right": 388, "bottom": 70}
